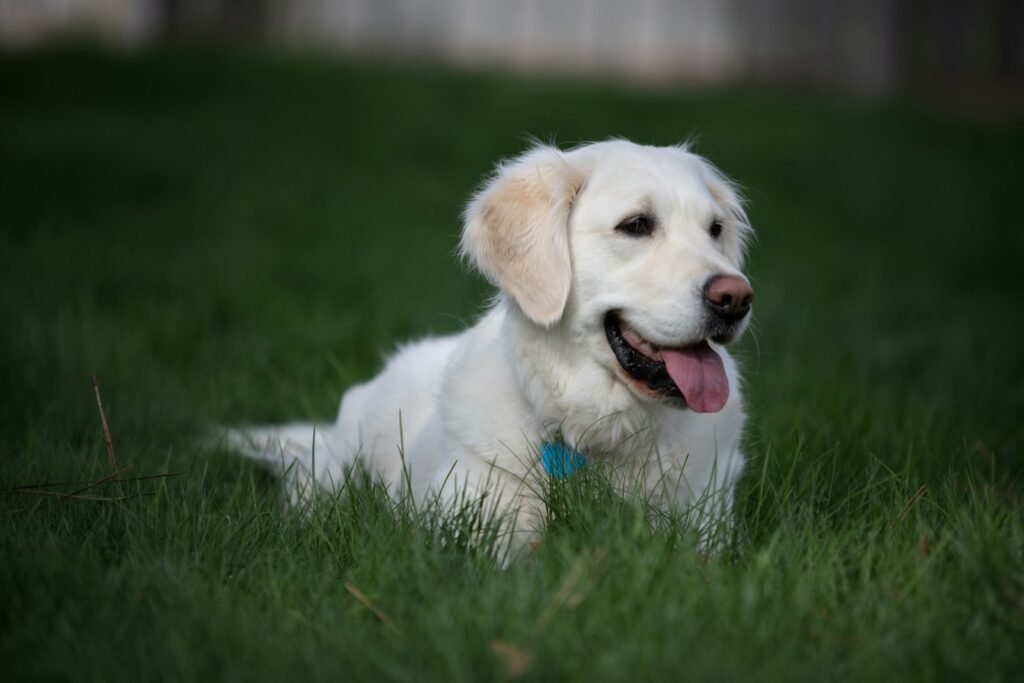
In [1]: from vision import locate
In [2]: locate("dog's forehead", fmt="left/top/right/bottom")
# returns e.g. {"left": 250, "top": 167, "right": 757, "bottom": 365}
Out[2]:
{"left": 577, "top": 147, "right": 712, "bottom": 222}
{"left": 579, "top": 145, "right": 714, "bottom": 214}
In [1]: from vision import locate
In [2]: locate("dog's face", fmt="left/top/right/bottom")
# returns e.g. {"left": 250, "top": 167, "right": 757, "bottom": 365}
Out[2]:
{"left": 462, "top": 140, "right": 753, "bottom": 413}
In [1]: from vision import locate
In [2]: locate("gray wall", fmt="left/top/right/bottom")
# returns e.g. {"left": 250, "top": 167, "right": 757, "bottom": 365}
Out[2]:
{"left": 2, "top": 0, "right": 1021, "bottom": 95}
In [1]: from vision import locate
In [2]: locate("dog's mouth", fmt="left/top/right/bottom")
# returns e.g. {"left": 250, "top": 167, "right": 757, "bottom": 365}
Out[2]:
{"left": 604, "top": 312, "right": 729, "bottom": 413}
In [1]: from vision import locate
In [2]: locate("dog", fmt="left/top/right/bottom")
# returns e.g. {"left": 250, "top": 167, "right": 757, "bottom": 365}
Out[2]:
{"left": 224, "top": 139, "right": 754, "bottom": 556}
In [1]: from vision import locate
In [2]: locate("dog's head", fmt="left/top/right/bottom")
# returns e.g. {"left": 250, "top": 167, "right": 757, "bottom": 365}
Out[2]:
{"left": 461, "top": 140, "right": 753, "bottom": 414}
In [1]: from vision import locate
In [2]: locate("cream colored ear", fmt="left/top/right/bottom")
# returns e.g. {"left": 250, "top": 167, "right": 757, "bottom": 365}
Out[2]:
{"left": 460, "top": 146, "right": 582, "bottom": 326}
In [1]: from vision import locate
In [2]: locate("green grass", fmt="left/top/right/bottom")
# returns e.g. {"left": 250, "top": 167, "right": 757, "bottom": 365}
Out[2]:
{"left": 2, "top": 48, "right": 1023, "bottom": 681}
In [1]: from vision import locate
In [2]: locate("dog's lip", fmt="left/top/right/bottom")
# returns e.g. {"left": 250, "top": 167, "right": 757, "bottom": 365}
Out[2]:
{"left": 604, "top": 312, "right": 696, "bottom": 400}
{"left": 619, "top": 321, "right": 665, "bottom": 361}
{"left": 615, "top": 315, "right": 707, "bottom": 358}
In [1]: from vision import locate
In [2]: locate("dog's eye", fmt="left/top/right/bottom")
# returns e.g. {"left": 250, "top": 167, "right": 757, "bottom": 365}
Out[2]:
{"left": 709, "top": 220, "right": 723, "bottom": 239}
{"left": 615, "top": 214, "right": 655, "bottom": 237}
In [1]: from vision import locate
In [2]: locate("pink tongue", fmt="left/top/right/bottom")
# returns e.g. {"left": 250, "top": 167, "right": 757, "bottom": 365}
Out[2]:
{"left": 662, "top": 342, "right": 729, "bottom": 413}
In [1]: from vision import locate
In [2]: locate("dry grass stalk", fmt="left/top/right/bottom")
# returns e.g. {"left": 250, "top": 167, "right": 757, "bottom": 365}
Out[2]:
{"left": 535, "top": 545, "right": 608, "bottom": 630}
{"left": 7, "top": 489, "right": 153, "bottom": 502}
{"left": 894, "top": 484, "right": 929, "bottom": 527}
{"left": 344, "top": 581, "right": 403, "bottom": 636}
{"left": 490, "top": 639, "right": 532, "bottom": 679}
{"left": 2, "top": 470, "right": 188, "bottom": 494}
{"left": 3, "top": 380, "right": 188, "bottom": 505}
{"left": 90, "top": 375, "right": 119, "bottom": 478}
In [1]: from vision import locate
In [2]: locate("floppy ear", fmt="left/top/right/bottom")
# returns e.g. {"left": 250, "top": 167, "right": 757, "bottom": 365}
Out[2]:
{"left": 460, "top": 145, "right": 583, "bottom": 326}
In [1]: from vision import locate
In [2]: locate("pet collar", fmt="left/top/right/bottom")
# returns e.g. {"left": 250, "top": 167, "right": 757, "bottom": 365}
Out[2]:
{"left": 541, "top": 441, "right": 587, "bottom": 478}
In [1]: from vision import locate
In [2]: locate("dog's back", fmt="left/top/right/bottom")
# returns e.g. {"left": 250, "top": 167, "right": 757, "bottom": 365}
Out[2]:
{"left": 223, "top": 333, "right": 462, "bottom": 499}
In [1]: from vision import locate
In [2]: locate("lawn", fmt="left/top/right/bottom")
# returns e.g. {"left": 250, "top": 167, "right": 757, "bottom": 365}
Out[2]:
{"left": 1, "top": 48, "right": 1022, "bottom": 681}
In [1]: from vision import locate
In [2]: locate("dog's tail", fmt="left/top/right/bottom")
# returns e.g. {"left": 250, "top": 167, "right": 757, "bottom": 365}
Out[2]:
{"left": 216, "top": 422, "right": 336, "bottom": 500}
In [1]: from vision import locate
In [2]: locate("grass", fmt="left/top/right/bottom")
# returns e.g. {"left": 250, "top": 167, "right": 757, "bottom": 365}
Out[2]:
{"left": 1, "top": 47, "right": 1023, "bottom": 681}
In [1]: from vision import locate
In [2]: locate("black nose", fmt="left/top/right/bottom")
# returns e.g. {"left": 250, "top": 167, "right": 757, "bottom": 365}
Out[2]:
{"left": 704, "top": 275, "right": 754, "bottom": 319}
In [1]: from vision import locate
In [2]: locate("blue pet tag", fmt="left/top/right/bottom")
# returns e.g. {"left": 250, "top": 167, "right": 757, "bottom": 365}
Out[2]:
{"left": 541, "top": 441, "right": 587, "bottom": 478}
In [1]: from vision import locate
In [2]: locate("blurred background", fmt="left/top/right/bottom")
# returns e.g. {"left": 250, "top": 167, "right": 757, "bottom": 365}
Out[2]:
{"left": 2, "top": 0, "right": 1022, "bottom": 103}
{"left": 1, "top": 0, "right": 1022, "bottom": 431}
{"left": 2, "top": 0, "right": 1023, "bottom": 425}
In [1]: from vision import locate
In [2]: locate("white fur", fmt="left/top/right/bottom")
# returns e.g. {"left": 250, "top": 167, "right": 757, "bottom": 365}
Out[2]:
{"left": 224, "top": 139, "right": 754, "bottom": 555}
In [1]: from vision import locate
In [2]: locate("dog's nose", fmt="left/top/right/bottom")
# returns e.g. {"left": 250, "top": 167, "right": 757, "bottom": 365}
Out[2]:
{"left": 704, "top": 275, "right": 754, "bottom": 319}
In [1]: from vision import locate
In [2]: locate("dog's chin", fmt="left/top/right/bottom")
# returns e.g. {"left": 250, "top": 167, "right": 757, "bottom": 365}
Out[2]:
{"left": 603, "top": 311, "right": 740, "bottom": 411}
{"left": 706, "top": 319, "right": 746, "bottom": 346}
{"left": 614, "top": 367, "right": 682, "bottom": 404}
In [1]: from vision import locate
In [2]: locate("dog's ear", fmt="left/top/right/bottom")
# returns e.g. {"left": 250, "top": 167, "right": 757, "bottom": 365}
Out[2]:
{"left": 461, "top": 145, "right": 582, "bottom": 326}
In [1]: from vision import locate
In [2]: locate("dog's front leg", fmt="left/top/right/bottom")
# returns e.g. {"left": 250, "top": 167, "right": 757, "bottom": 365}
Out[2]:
{"left": 430, "top": 458, "right": 546, "bottom": 567}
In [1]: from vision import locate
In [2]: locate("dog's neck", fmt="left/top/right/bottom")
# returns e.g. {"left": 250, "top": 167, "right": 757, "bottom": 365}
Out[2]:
{"left": 498, "top": 300, "right": 656, "bottom": 451}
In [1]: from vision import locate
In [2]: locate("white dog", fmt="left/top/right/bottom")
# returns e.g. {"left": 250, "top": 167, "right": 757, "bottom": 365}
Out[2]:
{"left": 225, "top": 139, "right": 755, "bottom": 554}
